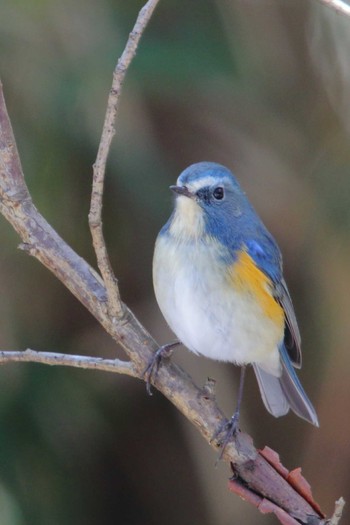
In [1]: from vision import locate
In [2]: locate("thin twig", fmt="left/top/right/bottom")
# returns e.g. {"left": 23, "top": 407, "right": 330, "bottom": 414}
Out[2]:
{"left": 0, "top": 349, "right": 137, "bottom": 377}
{"left": 89, "top": 0, "right": 160, "bottom": 320}
{"left": 328, "top": 498, "right": 346, "bottom": 525}
{"left": 315, "top": 0, "right": 350, "bottom": 16}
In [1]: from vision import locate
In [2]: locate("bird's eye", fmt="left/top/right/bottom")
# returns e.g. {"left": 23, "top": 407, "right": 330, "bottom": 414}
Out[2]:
{"left": 213, "top": 187, "right": 224, "bottom": 200}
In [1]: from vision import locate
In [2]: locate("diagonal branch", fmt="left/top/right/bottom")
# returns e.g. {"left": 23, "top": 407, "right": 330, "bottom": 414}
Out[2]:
{"left": 89, "top": 0, "right": 160, "bottom": 320}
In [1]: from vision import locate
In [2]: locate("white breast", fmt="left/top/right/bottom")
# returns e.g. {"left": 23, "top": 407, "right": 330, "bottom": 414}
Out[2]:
{"left": 153, "top": 234, "right": 282, "bottom": 376}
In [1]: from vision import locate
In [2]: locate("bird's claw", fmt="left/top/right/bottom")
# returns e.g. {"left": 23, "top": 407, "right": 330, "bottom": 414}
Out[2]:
{"left": 212, "top": 411, "right": 240, "bottom": 462}
{"left": 144, "top": 347, "right": 163, "bottom": 396}
{"left": 143, "top": 341, "right": 180, "bottom": 395}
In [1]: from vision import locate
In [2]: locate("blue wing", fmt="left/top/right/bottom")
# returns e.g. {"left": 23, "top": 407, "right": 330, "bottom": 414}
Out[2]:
{"left": 245, "top": 232, "right": 301, "bottom": 367}
{"left": 245, "top": 234, "right": 282, "bottom": 282}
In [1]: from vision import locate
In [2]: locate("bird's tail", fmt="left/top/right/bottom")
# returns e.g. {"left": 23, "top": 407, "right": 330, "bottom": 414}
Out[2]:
{"left": 253, "top": 346, "right": 319, "bottom": 426}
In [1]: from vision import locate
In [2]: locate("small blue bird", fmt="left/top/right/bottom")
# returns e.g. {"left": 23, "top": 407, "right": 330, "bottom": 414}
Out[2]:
{"left": 151, "top": 162, "right": 318, "bottom": 444}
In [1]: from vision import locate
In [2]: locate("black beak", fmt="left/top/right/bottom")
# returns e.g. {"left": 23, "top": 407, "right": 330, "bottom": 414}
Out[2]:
{"left": 170, "top": 185, "right": 194, "bottom": 198}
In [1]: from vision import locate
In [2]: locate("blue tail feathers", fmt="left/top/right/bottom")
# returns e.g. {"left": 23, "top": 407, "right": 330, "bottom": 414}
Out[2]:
{"left": 253, "top": 346, "right": 319, "bottom": 426}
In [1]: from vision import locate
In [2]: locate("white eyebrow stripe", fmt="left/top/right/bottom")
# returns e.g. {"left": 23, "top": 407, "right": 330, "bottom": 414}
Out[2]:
{"left": 176, "top": 175, "right": 227, "bottom": 192}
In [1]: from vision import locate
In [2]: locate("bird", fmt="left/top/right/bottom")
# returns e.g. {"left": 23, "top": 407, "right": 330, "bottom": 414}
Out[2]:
{"left": 149, "top": 161, "right": 318, "bottom": 450}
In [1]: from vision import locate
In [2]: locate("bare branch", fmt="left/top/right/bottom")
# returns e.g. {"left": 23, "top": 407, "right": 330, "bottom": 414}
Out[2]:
{"left": 89, "top": 0, "right": 161, "bottom": 320}
{"left": 315, "top": 0, "right": 350, "bottom": 16}
{"left": 0, "top": 349, "right": 137, "bottom": 377}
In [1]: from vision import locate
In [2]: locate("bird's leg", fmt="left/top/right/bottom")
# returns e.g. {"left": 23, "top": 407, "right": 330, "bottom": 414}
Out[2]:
{"left": 212, "top": 365, "right": 247, "bottom": 460}
{"left": 144, "top": 341, "right": 180, "bottom": 395}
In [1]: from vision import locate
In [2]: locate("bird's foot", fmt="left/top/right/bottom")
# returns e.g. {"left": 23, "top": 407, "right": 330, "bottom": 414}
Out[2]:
{"left": 211, "top": 411, "right": 240, "bottom": 462}
{"left": 143, "top": 341, "right": 180, "bottom": 395}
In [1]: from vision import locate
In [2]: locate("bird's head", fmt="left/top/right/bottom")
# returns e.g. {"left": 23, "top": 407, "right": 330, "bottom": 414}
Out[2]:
{"left": 168, "top": 162, "right": 247, "bottom": 240}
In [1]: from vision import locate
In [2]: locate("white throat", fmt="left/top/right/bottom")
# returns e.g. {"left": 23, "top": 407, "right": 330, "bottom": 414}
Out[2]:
{"left": 169, "top": 196, "right": 205, "bottom": 239}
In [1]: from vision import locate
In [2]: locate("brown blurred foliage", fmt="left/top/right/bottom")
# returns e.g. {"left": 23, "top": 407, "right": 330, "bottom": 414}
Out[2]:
{"left": 1, "top": 0, "right": 350, "bottom": 524}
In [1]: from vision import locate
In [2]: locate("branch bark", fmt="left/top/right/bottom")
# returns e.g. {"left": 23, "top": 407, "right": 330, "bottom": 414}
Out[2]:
{"left": 0, "top": 1, "right": 345, "bottom": 523}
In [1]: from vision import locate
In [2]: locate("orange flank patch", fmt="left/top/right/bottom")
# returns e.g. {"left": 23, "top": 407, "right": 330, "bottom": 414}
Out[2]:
{"left": 228, "top": 251, "right": 284, "bottom": 324}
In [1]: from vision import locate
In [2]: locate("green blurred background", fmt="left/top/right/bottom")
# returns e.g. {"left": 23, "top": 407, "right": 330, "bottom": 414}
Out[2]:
{"left": 1, "top": 0, "right": 350, "bottom": 523}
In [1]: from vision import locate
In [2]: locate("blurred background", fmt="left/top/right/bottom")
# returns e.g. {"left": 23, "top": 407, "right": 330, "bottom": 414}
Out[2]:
{"left": 1, "top": 0, "right": 350, "bottom": 523}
